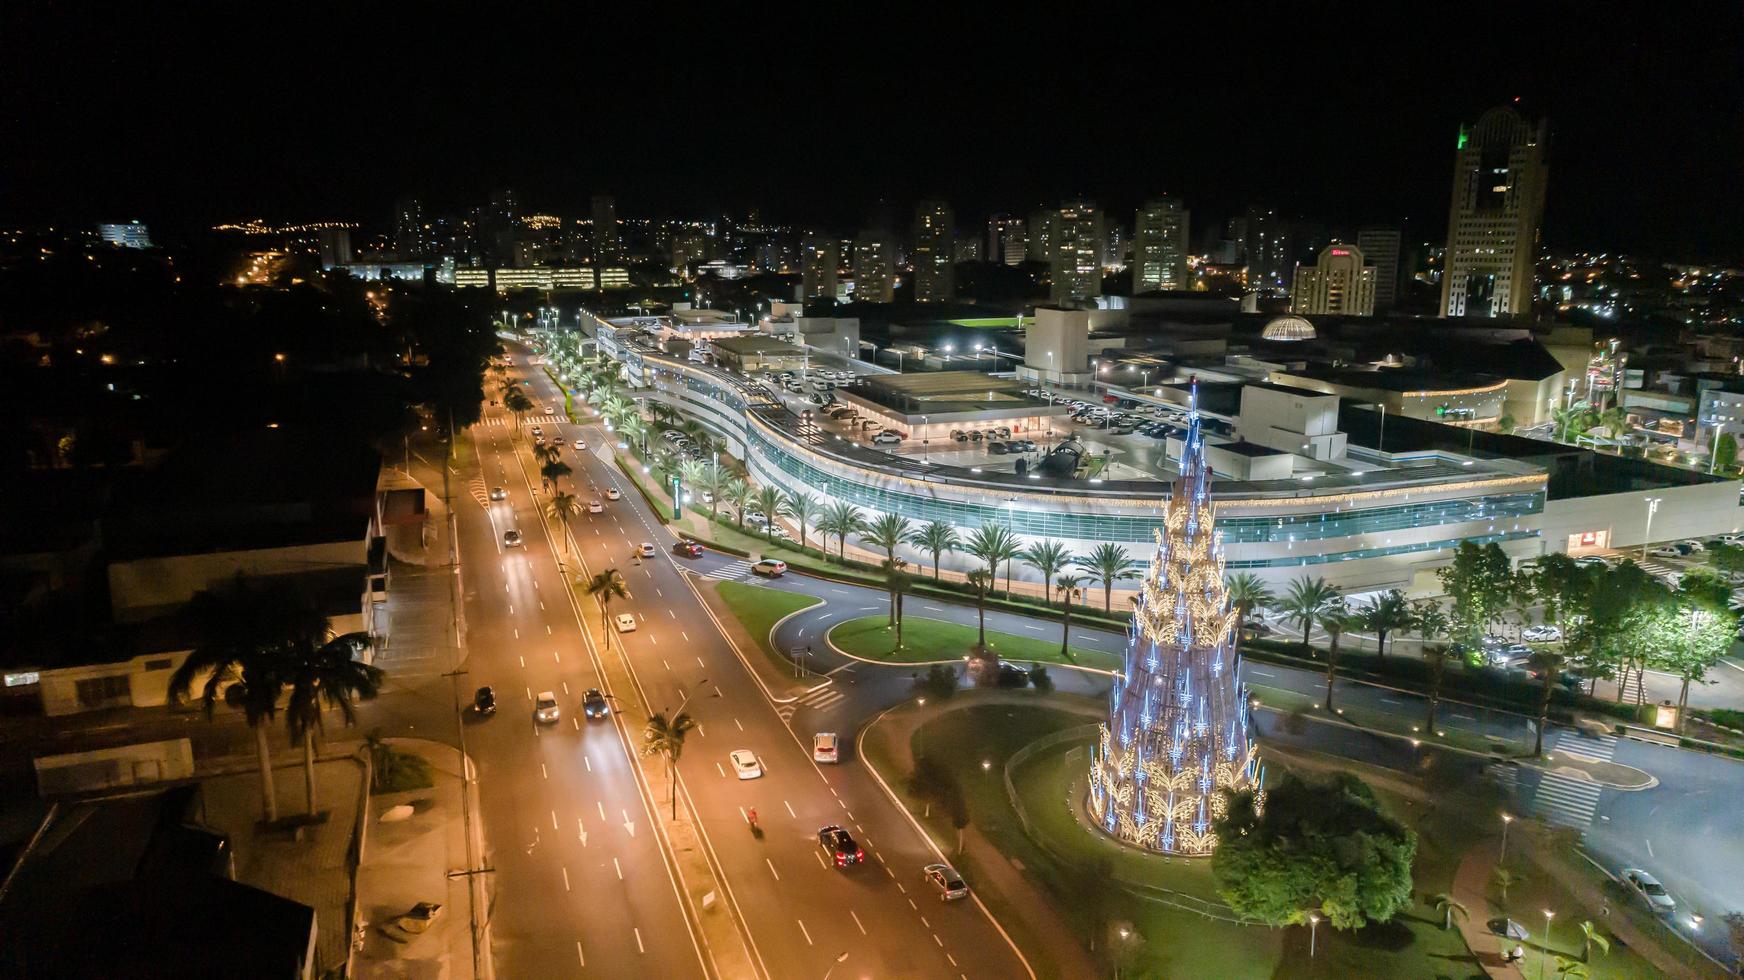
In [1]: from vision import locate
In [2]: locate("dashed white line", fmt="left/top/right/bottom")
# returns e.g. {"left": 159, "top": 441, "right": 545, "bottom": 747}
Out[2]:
{"left": 550, "top": 810, "right": 558, "bottom": 829}
{"left": 614, "top": 857, "right": 623, "bottom": 880}
{"left": 814, "top": 851, "right": 827, "bottom": 870}
{"left": 576, "top": 941, "right": 585, "bottom": 966}
{"left": 598, "top": 801, "right": 607, "bottom": 820}
{"left": 716, "top": 762, "right": 727, "bottom": 778}
{"left": 634, "top": 927, "right": 644, "bottom": 953}
{"left": 766, "top": 858, "right": 781, "bottom": 881}
{"left": 583, "top": 755, "right": 591, "bottom": 772}
{"left": 562, "top": 865, "right": 570, "bottom": 891}
{"left": 785, "top": 799, "right": 796, "bottom": 818}
{"left": 851, "top": 909, "right": 866, "bottom": 935}
{"left": 541, "top": 763, "right": 548, "bottom": 779}
{"left": 933, "top": 933, "right": 943, "bottom": 947}
{"left": 797, "top": 919, "right": 813, "bottom": 946}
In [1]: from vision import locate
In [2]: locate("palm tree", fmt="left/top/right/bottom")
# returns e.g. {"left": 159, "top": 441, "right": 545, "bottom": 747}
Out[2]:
{"left": 784, "top": 490, "right": 820, "bottom": 553}
{"left": 1224, "top": 572, "right": 1275, "bottom": 670}
{"left": 962, "top": 523, "right": 1020, "bottom": 595}
{"left": 966, "top": 569, "right": 992, "bottom": 650}
{"left": 1427, "top": 894, "right": 1468, "bottom": 933}
{"left": 533, "top": 442, "right": 561, "bottom": 468}
{"left": 1019, "top": 539, "right": 1073, "bottom": 603}
{"left": 864, "top": 515, "right": 914, "bottom": 616}
{"left": 648, "top": 400, "right": 677, "bottom": 427}
{"left": 819, "top": 501, "right": 866, "bottom": 560}
{"left": 1278, "top": 576, "right": 1341, "bottom": 649}
{"left": 1492, "top": 866, "right": 1523, "bottom": 910}
{"left": 1321, "top": 605, "right": 1354, "bottom": 712}
{"left": 884, "top": 559, "right": 913, "bottom": 648}
{"left": 539, "top": 458, "right": 572, "bottom": 492}
{"left": 585, "top": 568, "right": 631, "bottom": 630}
{"left": 1578, "top": 920, "right": 1610, "bottom": 963}
{"left": 1357, "top": 589, "right": 1412, "bottom": 658}
{"left": 1414, "top": 600, "right": 1452, "bottom": 734}
{"left": 504, "top": 387, "right": 534, "bottom": 431}
{"left": 723, "top": 477, "right": 753, "bottom": 528}
{"left": 618, "top": 414, "right": 649, "bottom": 455}
{"left": 698, "top": 463, "right": 729, "bottom": 520}
{"left": 752, "top": 486, "right": 788, "bottom": 543}
{"left": 1055, "top": 574, "right": 1085, "bottom": 660}
{"left": 906, "top": 520, "right": 960, "bottom": 580}
{"left": 283, "top": 632, "right": 382, "bottom": 815}
{"left": 642, "top": 711, "right": 696, "bottom": 820}
{"left": 677, "top": 459, "right": 709, "bottom": 509}
{"left": 1074, "top": 543, "right": 1142, "bottom": 613}
{"left": 545, "top": 491, "right": 584, "bottom": 554}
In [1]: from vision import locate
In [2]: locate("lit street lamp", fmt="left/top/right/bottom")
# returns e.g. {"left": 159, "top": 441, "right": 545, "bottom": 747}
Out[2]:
{"left": 1540, "top": 909, "right": 1555, "bottom": 980}
{"left": 1500, "top": 812, "right": 1513, "bottom": 866}
{"left": 1641, "top": 496, "right": 1662, "bottom": 559}
{"left": 1308, "top": 912, "right": 1321, "bottom": 958}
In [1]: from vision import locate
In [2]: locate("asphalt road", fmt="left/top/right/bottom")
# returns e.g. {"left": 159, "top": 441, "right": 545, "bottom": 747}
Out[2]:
{"left": 514, "top": 352, "right": 1033, "bottom": 979}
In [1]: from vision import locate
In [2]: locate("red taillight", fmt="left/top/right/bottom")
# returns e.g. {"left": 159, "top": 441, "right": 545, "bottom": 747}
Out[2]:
{"left": 855, "top": 849, "right": 864, "bottom": 862}
{"left": 835, "top": 853, "right": 846, "bottom": 866}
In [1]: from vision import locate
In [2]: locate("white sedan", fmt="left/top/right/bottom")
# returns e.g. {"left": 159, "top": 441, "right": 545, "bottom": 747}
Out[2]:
{"left": 606, "top": 488, "right": 622, "bottom": 500}
{"left": 729, "top": 749, "right": 762, "bottom": 780}
{"left": 587, "top": 500, "right": 604, "bottom": 514}
{"left": 1621, "top": 868, "right": 1676, "bottom": 913}
{"left": 614, "top": 614, "right": 638, "bottom": 633}
{"left": 573, "top": 439, "right": 587, "bottom": 451}
{"left": 1522, "top": 625, "right": 1562, "bottom": 643}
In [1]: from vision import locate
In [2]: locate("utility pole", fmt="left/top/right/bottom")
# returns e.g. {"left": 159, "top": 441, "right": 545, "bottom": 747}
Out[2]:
{"left": 444, "top": 404, "right": 487, "bottom": 979}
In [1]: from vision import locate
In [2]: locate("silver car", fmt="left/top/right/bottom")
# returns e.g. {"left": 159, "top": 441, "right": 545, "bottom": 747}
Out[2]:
{"left": 1621, "top": 868, "right": 1676, "bottom": 913}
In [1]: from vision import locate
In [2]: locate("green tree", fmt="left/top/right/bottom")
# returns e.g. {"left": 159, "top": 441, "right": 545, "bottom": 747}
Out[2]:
{"left": 1419, "top": 605, "right": 1452, "bottom": 735}
{"left": 819, "top": 500, "right": 866, "bottom": 560}
{"left": 913, "top": 664, "right": 958, "bottom": 701}
{"left": 1650, "top": 580, "right": 1737, "bottom": 730}
{"left": 1019, "top": 539, "right": 1073, "bottom": 602}
{"left": 752, "top": 485, "right": 789, "bottom": 543}
{"left": 1356, "top": 589, "right": 1412, "bottom": 659}
{"left": 1492, "top": 866, "right": 1523, "bottom": 910}
{"left": 539, "top": 458, "right": 572, "bottom": 492}
{"left": 283, "top": 632, "right": 383, "bottom": 815}
{"left": 533, "top": 442, "right": 562, "bottom": 468}
{"left": 585, "top": 568, "right": 631, "bottom": 630}
{"left": 1075, "top": 543, "right": 1142, "bottom": 613}
{"left": 784, "top": 490, "right": 821, "bottom": 553}
{"left": 1715, "top": 432, "right": 1740, "bottom": 473}
{"left": 545, "top": 491, "right": 583, "bottom": 555}
{"left": 642, "top": 711, "right": 696, "bottom": 819}
{"left": 962, "top": 523, "right": 1020, "bottom": 595}
{"left": 864, "top": 513, "right": 916, "bottom": 579}
{"left": 1054, "top": 574, "right": 1085, "bottom": 660}
{"left": 697, "top": 461, "right": 728, "bottom": 520}
{"left": 906, "top": 520, "right": 960, "bottom": 580}
{"left": 1224, "top": 572, "right": 1275, "bottom": 669}
{"left": 966, "top": 569, "right": 992, "bottom": 649}
{"left": 723, "top": 477, "right": 753, "bottom": 528}
{"left": 1438, "top": 540, "right": 1515, "bottom": 648}
{"left": 907, "top": 754, "right": 968, "bottom": 851}
{"left": 1528, "top": 646, "right": 1566, "bottom": 756}
{"left": 1321, "top": 605, "right": 1356, "bottom": 712}
{"left": 1213, "top": 773, "right": 1416, "bottom": 930}
{"left": 503, "top": 386, "right": 534, "bottom": 429}
{"left": 883, "top": 559, "right": 913, "bottom": 648}
{"left": 1279, "top": 576, "right": 1342, "bottom": 648}
{"left": 1579, "top": 920, "right": 1611, "bottom": 963}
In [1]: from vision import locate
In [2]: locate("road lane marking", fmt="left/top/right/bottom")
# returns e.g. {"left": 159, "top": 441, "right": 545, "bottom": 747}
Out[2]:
{"left": 669, "top": 609, "right": 677, "bottom": 619}
{"left": 698, "top": 724, "right": 705, "bottom": 737}
{"left": 541, "top": 764, "right": 548, "bottom": 780}
{"left": 509, "top": 605, "right": 514, "bottom": 615}
{"left": 554, "top": 649, "right": 561, "bottom": 662}
{"left": 682, "top": 631, "right": 690, "bottom": 642}
{"left": 634, "top": 928, "right": 644, "bottom": 953}
{"left": 716, "top": 763, "right": 726, "bottom": 778}
{"left": 614, "top": 858, "right": 623, "bottom": 880}
{"left": 514, "top": 628, "right": 520, "bottom": 639}
{"left": 851, "top": 910, "right": 866, "bottom": 935}
{"left": 519, "top": 655, "right": 525, "bottom": 668}
{"left": 814, "top": 851, "right": 827, "bottom": 870}
{"left": 921, "top": 915, "right": 931, "bottom": 928}
{"left": 698, "top": 657, "right": 707, "bottom": 668}
{"left": 736, "top": 718, "right": 744, "bottom": 731}
{"left": 785, "top": 799, "right": 796, "bottom": 818}
{"left": 933, "top": 933, "right": 943, "bottom": 947}
{"left": 665, "top": 659, "right": 672, "bottom": 671}
{"left": 909, "top": 898, "right": 918, "bottom": 909}
{"left": 598, "top": 801, "right": 606, "bottom": 820}
{"left": 547, "top": 625, "right": 553, "bottom": 634}
{"left": 551, "top": 810, "right": 558, "bottom": 829}
{"left": 576, "top": 942, "right": 585, "bottom": 967}
{"left": 562, "top": 681, "right": 569, "bottom": 694}
{"left": 896, "top": 882, "right": 905, "bottom": 894}
{"left": 766, "top": 858, "right": 780, "bottom": 881}
{"left": 1022, "top": 625, "right": 1043, "bottom": 632}
{"left": 562, "top": 865, "right": 570, "bottom": 891}
{"left": 540, "top": 601, "right": 546, "bottom": 610}
{"left": 948, "top": 953, "right": 958, "bottom": 967}
{"left": 797, "top": 919, "right": 813, "bottom": 946}
{"left": 583, "top": 755, "right": 591, "bottom": 771}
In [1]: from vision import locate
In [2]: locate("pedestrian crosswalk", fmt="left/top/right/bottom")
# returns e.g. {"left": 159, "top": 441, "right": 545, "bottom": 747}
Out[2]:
{"left": 1489, "top": 729, "right": 1617, "bottom": 830}
{"left": 776, "top": 683, "right": 847, "bottom": 722}
{"left": 522, "top": 415, "right": 571, "bottom": 425}
{"left": 698, "top": 559, "right": 753, "bottom": 582}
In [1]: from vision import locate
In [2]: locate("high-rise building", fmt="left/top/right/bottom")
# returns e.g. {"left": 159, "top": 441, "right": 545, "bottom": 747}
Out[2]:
{"left": 1356, "top": 227, "right": 1402, "bottom": 311}
{"left": 852, "top": 231, "right": 895, "bottom": 303}
{"left": 1026, "top": 208, "right": 1053, "bottom": 263}
{"left": 484, "top": 189, "right": 520, "bottom": 265}
{"left": 97, "top": 221, "right": 153, "bottom": 249}
{"left": 911, "top": 200, "right": 955, "bottom": 303}
{"left": 952, "top": 238, "right": 982, "bottom": 263}
{"left": 316, "top": 228, "right": 353, "bottom": 269}
{"left": 1290, "top": 243, "right": 1376, "bottom": 316}
{"left": 987, "top": 215, "right": 1026, "bottom": 266}
{"left": 1131, "top": 198, "right": 1191, "bottom": 294}
{"left": 1048, "top": 200, "right": 1104, "bottom": 305}
{"left": 1242, "top": 206, "right": 1293, "bottom": 293}
{"left": 801, "top": 232, "right": 839, "bottom": 301}
{"left": 1088, "top": 385, "right": 1258, "bottom": 856}
{"left": 1440, "top": 105, "right": 1549, "bottom": 319}
{"left": 392, "top": 197, "right": 426, "bottom": 256}
{"left": 590, "top": 194, "right": 619, "bottom": 262}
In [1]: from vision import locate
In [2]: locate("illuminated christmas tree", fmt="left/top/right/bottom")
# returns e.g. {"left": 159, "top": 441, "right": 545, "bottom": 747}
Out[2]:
{"left": 1088, "top": 384, "right": 1260, "bottom": 855}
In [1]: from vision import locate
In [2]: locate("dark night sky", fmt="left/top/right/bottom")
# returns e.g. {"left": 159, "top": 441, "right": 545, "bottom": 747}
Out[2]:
{"left": 4, "top": 3, "right": 1741, "bottom": 258}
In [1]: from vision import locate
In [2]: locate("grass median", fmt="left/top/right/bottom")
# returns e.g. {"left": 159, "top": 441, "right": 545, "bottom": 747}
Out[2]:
{"left": 829, "top": 615, "right": 1121, "bottom": 671}
{"left": 714, "top": 580, "right": 820, "bottom": 676}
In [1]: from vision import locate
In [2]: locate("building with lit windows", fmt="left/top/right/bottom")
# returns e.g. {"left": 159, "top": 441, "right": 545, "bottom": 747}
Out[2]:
{"left": 1290, "top": 243, "right": 1376, "bottom": 316}
{"left": 801, "top": 233, "right": 839, "bottom": 301}
{"left": 912, "top": 200, "right": 955, "bottom": 303}
{"left": 590, "top": 194, "right": 619, "bottom": 262}
{"left": 1047, "top": 200, "right": 1105, "bottom": 305}
{"left": 852, "top": 232, "right": 895, "bottom": 303}
{"left": 1441, "top": 105, "right": 1549, "bottom": 319}
{"left": 1241, "top": 207, "right": 1293, "bottom": 293}
{"left": 987, "top": 215, "right": 1027, "bottom": 266}
{"left": 1132, "top": 198, "right": 1190, "bottom": 294}
{"left": 97, "top": 222, "right": 153, "bottom": 249}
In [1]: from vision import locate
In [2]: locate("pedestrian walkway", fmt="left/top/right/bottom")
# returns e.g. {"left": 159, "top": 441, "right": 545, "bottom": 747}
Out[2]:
{"left": 1489, "top": 730, "right": 1617, "bottom": 829}
{"left": 519, "top": 414, "right": 570, "bottom": 425}
{"left": 791, "top": 683, "right": 846, "bottom": 716}
{"left": 697, "top": 558, "right": 752, "bottom": 582}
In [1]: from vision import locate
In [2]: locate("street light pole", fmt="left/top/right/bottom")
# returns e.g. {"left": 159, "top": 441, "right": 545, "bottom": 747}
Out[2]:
{"left": 1540, "top": 909, "right": 1555, "bottom": 980}
{"left": 1500, "top": 812, "right": 1513, "bottom": 866}
{"left": 1642, "top": 496, "right": 1662, "bottom": 559}
{"left": 1309, "top": 912, "right": 1321, "bottom": 958}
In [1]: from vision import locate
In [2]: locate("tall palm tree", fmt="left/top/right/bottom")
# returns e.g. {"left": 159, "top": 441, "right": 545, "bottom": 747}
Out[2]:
{"left": 504, "top": 387, "right": 534, "bottom": 431}
{"left": 1413, "top": 600, "right": 1452, "bottom": 734}
{"left": 1357, "top": 588, "right": 1413, "bottom": 659}
{"left": 1074, "top": 543, "right": 1141, "bottom": 613}
{"left": 1279, "top": 576, "right": 1342, "bottom": 649}
{"left": 533, "top": 442, "right": 561, "bottom": 468}
{"left": 784, "top": 490, "right": 820, "bottom": 553}
{"left": 752, "top": 486, "right": 788, "bottom": 543}
{"left": 966, "top": 569, "right": 992, "bottom": 651}
{"left": 677, "top": 459, "right": 709, "bottom": 509}
{"left": 648, "top": 400, "right": 677, "bottom": 427}
{"left": 864, "top": 514, "right": 915, "bottom": 597}
{"left": 539, "top": 458, "right": 572, "bottom": 492}
{"left": 283, "top": 632, "right": 382, "bottom": 815}
{"left": 1321, "top": 604, "right": 1355, "bottom": 712}
{"left": 698, "top": 463, "right": 729, "bottom": 520}
{"left": 618, "top": 415, "right": 649, "bottom": 455}
{"left": 1224, "top": 572, "right": 1275, "bottom": 669}
{"left": 642, "top": 711, "right": 696, "bottom": 820}
{"left": 585, "top": 568, "right": 631, "bottom": 630}
{"left": 820, "top": 501, "right": 866, "bottom": 560}
{"left": 168, "top": 577, "right": 329, "bottom": 823}
{"left": 962, "top": 523, "right": 1020, "bottom": 595}
{"left": 723, "top": 477, "right": 753, "bottom": 528}
{"left": 1055, "top": 574, "right": 1085, "bottom": 660}
{"left": 906, "top": 520, "right": 960, "bottom": 580}
{"left": 884, "top": 559, "right": 913, "bottom": 648}
{"left": 545, "top": 491, "right": 584, "bottom": 554}
{"left": 1019, "top": 539, "right": 1073, "bottom": 602}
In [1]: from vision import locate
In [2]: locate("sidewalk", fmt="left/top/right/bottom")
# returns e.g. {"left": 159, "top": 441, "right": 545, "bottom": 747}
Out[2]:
{"left": 353, "top": 738, "right": 483, "bottom": 980}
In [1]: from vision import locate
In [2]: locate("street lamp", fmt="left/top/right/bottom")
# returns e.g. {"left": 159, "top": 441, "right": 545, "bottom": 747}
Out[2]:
{"left": 1308, "top": 912, "right": 1321, "bottom": 958}
{"left": 1500, "top": 812, "right": 1513, "bottom": 866}
{"left": 1540, "top": 909, "right": 1555, "bottom": 980}
{"left": 1642, "top": 496, "right": 1662, "bottom": 558}
{"left": 822, "top": 951, "right": 850, "bottom": 980}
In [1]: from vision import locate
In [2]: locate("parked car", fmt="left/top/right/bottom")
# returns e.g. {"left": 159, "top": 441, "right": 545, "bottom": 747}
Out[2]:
{"left": 1678, "top": 539, "right": 1706, "bottom": 553}
{"left": 922, "top": 863, "right": 970, "bottom": 901}
{"left": 818, "top": 825, "right": 864, "bottom": 868}
{"left": 1522, "top": 625, "right": 1562, "bottom": 643}
{"left": 986, "top": 441, "right": 1009, "bottom": 455}
{"left": 1649, "top": 546, "right": 1683, "bottom": 559}
{"left": 813, "top": 732, "right": 839, "bottom": 763}
{"left": 534, "top": 691, "right": 560, "bottom": 723}
{"left": 752, "top": 559, "right": 787, "bottom": 577}
{"left": 729, "top": 749, "right": 763, "bottom": 779}
{"left": 872, "top": 431, "right": 903, "bottom": 445}
{"left": 1621, "top": 868, "right": 1676, "bottom": 913}
{"left": 573, "top": 439, "right": 586, "bottom": 450}
{"left": 582, "top": 688, "right": 610, "bottom": 719}
{"left": 614, "top": 613, "right": 638, "bottom": 633}
{"left": 544, "top": 406, "right": 556, "bottom": 415}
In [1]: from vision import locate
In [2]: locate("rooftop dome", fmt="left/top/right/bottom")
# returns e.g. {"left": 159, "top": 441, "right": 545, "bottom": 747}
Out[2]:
{"left": 1261, "top": 315, "right": 1316, "bottom": 342}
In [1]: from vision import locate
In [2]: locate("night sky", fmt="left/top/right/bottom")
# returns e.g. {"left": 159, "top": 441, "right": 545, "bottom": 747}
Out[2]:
{"left": 5, "top": 4, "right": 1741, "bottom": 257}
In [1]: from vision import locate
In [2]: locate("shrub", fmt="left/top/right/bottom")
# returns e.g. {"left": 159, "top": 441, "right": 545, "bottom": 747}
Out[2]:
{"left": 913, "top": 664, "right": 959, "bottom": 701}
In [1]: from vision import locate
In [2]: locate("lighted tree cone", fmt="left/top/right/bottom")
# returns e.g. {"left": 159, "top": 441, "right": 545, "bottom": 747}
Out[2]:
{"left": 1088, "top": 387, "right": 1262, "bottom": 856}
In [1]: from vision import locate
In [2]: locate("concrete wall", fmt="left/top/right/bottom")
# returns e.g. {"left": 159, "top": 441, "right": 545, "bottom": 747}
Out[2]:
{"left": 1238, "top": 385, "right": 1342, "bottom": 458}
{"left": 1539, "top": 479, "right": 1744, "bottom": 554}
{"left": 108, "top": 540, "right": 365, "bottom": 624}
{"left": 1024, "top": 308, "right": 1091, "bottom": 379}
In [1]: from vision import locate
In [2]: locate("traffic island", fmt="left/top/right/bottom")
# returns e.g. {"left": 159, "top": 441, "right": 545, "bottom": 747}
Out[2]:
{"left": 827, "top": 615, "right": 1121, "bottom": 672}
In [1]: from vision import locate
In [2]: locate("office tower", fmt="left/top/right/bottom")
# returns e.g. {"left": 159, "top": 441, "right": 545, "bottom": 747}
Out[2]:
{"left": 1088, "top": 385, "right": 1258, "bottom": 856}
{"left": 392, "top": 197, "right": 426, "bottom": 256}
{"left": 1290, "top": 242, "right": 1376, "bottom": 316}
{"left": 1026, "top": 208, "right": 1053, "bottom": 263}
{"left": 97, "top": 221, "right": 153, "bottom": 249}
{"left": 1242, "top": 206, "right": 1293, "bottom": 293}
{"left": 1131, "top": 198, "right": 1191, "bottom": 293}
{"left": 1356, "top": 226, "right": 1402, "bottom": 311}
{"left": 671, "top": 231, "right": 712, "bottom": 272}
{"left": 1104, "top": 222, "right": 1125, "bottom": 270}
{"left": 590, "top": 194, "right": 619, "bottom": 262}
{"left": 316, "top": 228, "right": 353, "bottom": 268}
{"left": 911, "top": 200, "right": 955, "bottom": 303}
{"left": 484, "top": 188, "right": 520, "bottom": 265}
{"left": 953, "top": 238, "right": 982, "bottom": 263}
{"left": 801, "top": 232, "right": 839, "bottom": 301}
{"left": 1440, "top": 105, "right": 1549, "bottom": 318}
{"left": 987, "top": 215, "right": 1027, "bottom": 266}
{"left": 852, "top": 231, "right": 895, "bottom": 303}
{"left": 1048, "top": 199, "right": 1104, "bottom": 305}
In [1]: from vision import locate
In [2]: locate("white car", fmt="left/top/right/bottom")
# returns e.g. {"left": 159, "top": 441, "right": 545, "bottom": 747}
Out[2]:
{"left": 573, "top": 439, "right": 587, "bottom": 451}
{"left": 1621, "top": 868, "right": 1676, "bottom": 913}
{"left": 614, "top": 613, "right": 638, "bottom": 633}
{"left": 752, "top": 559, "right": 787, "bottom": 577}
{"left": 489, "top": 486, "right": 507, "bottom": 501}
{"left": 587, "top": 500, "right": 604, "bottom": 514}
{"left": 638, "top": 542, "right": 657, "bottom": 558}
{"left": 1649, "top": 546, "right": 1683, "bottom": 559}
{"left": 871, "top": 431, "right": 903, "bottom": 445}
{"left": 1678, "top": 539, "right": 1706, "bottom": 553}
{"left": 1522, "top": 625, "right": 1562, "bottom": 643}
{"left": 813, "top": 732, "right": 839, "bottom": 763}
{"left": 544, "top": 406, "right": 556, "bottom": 415}
{"left": 534, "top": 691, "right": 560, "bottom": 724}
{"left": 531, "top": 425, "right": 542, "bottom": 436}
{"left": 606, "top": 488, "right": 622, "bottom": 500}
{"left": 729, "top": 749, "right": 762, "bottom": 780}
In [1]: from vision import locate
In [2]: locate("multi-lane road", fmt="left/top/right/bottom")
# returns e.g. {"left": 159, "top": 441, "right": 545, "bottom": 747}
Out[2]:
{"left": 462, "top": 349, "right": 1032, "bottom": 978}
